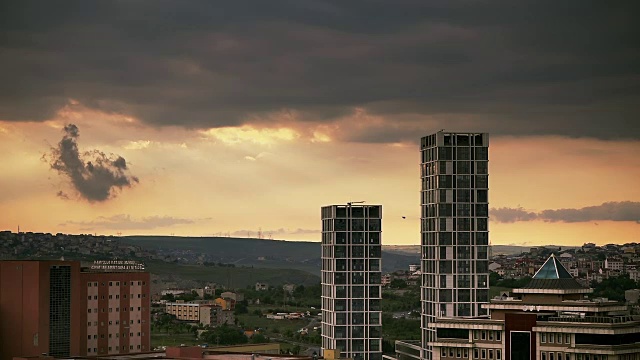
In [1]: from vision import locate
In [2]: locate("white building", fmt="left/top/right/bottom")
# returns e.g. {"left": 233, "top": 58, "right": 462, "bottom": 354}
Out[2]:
{"left": 321, "top": 203, "right": 383, "bottom": 360}
{"left": 604, "top": 258, "right": 624, "bottom": 271}
{"left": 420, "top": 132, "right": 490, "bottom": 360}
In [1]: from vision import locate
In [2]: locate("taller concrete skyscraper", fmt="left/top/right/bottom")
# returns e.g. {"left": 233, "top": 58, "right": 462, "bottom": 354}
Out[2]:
{"left": 321, "top": 203, "right": 383, "bottom": 360}
{"left": 420, "top": 132, "right": 490, "bottom": 359}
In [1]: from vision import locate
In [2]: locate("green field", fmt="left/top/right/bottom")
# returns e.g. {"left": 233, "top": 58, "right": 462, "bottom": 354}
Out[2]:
{"left": 151, "top": 333, "right": 201, "bottom": 348}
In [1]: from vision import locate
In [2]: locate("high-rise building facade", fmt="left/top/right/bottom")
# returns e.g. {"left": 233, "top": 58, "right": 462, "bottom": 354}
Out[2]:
{"left": 0, "top": 260, "right": 150, "bottom": 360}
{"left": 420, "top": 132, "right": 490, "bottom": 360}
{"left": 321, "top": 204, "right": 383, "bottom": 360}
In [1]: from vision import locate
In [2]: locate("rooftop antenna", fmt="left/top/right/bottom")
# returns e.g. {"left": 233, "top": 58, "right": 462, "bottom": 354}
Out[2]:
{"left": 347, "top": 201, "right": 365, "bottom": 206}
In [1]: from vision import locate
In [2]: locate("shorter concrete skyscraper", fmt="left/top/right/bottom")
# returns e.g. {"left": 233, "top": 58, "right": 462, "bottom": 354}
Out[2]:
{"left": 321, "top": 203, "right": 383, "bottom": 360}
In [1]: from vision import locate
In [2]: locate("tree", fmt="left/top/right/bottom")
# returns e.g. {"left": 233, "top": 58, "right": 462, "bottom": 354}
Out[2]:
{"left": 201, "top": 324, "right": 248, "bottom": 346}
{"left": 251, "top": 333, "right": 268, "bottom": 343}
{"left": 161, "top": 293, "right": 175, "bottom": 301}
{"left": 489, "top": 271, "right": 501, "bottom": 286}
{"left": 234, "top": 302, "right": 248, "bottom": 315}
{"left": 591, "top": 274, "right": 637, "bottom": 301}
{"left": 389, "top": 279, "right": 407, "bottom": 289}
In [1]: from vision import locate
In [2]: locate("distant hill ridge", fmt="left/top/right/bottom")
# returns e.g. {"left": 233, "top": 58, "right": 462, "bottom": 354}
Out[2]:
{"left": 120, "top": 235, "right": 419, "bottom": 275}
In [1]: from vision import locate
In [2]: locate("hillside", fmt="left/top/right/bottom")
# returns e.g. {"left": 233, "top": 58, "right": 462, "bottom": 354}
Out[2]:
{"left": 121, "top": 236, "right": 419, "bottom": 275}
{"left": 384, "top": 244, "right": 554, "bottom": 257}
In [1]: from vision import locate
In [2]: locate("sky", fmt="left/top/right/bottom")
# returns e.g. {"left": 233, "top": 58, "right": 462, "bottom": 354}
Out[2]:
{"left": 1, "top": 0, "right": 639, "bottom": 246}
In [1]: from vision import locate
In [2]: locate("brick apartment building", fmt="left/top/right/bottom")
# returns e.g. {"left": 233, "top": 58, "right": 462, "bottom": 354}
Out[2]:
{"left": 0, "top": 260, "right": 150, "bottom": 360}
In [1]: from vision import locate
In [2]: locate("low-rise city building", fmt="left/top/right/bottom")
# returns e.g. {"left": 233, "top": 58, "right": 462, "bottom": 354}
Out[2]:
{"left": 391, "top": 255, "right": 640, "bottom": 360}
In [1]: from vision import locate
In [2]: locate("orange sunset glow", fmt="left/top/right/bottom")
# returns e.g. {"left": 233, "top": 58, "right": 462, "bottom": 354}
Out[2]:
{"left": 1, "top": 1, "right": 638, "bottom": 247}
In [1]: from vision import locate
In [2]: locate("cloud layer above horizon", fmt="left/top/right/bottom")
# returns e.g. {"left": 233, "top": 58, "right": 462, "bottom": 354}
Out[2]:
{"left": 1, "top": 0, "right": 639, "bottom": 142}
{"left": 491, "top": 202, "right": 640, "bottom": 224}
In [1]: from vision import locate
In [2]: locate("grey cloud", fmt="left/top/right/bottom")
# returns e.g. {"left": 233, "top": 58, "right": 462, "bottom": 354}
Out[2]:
{"left": 230, "top": 228, "right": 320, "bottom": 237}
{"left": 61, "top": 214, "right": 195, "bottom": 231}
{"left": 490, "top": 207, "right": 539, "bottom": 223}
{"left": 490, "top": 202, "right": 640, "bottom": 223}
{"left": 1, "top": 1, "right": 639, "bottom": 141}
{"left": 46, "top": 124, "right": 139, "bottom": 202}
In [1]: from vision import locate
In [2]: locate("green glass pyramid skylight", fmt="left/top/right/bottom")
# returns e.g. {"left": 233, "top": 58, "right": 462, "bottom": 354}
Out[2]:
{"left": 532, "top": 254, "right": 573, "bottom": 279}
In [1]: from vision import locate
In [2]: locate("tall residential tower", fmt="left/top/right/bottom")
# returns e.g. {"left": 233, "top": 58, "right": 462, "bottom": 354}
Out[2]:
{"left": 420, "top": 132, "right": 490, "bottom": 359}
{"left": 321, "top": 203, "right": 383, "bottom": 360}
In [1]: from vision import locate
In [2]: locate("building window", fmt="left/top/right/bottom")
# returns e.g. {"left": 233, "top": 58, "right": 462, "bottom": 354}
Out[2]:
{"left": 481, "top": 349, "right": 486, "bottom": 359}
{"left": 489, "top": 331, "right": 494, "bottom": 340}
{"left": 550, "top": 353, "right": 555, "bottom": 360}
{"left": 542, "top": 333, "right": 547, "bottom": 343}
{"left": 443, "top": 348, "right": 447, "bottom": 357}
{"left": 542, "top": 353, "right": 547, "bottom": 360}
{"left": 450, "top": 348, "right": 455, "bottom": 357}
{"left": 464, "top": 349, "right": 469, "bottom": 358}
{"left": 565, "top": 334, "right": 570, "bottom": 344}
{"left": 481, "top": 331, "right": 486, "bottom": 340}
{"left": 474, "top": 349, "right": 479, "bottom": 359}
{"left": 88, "top": 309, "right": 91, "bottom": 313}
{"left": 550, "top": 333, "right": 555, "bottom": 343}
{"left": 457, "top": 349, "right": 462, "bottom": 358}
{"left": 474, "top": 330, "right": 479, "bottom": 340}
{"left": 566, "top": 355, "right": 570, "bottom": 360}
{"left": 87, "top": 335, "right": 91, "bottom": 340}
{"left": 489, "top": 350, "right": 494, "bottom": 359}
{"left": 87, "top": 348, "right": 91, "bottom": 353}
{"left": 497, "top": 350, "right": 501, "bottom": 360}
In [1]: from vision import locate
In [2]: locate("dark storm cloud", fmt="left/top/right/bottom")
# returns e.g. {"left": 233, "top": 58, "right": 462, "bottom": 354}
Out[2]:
{"left": 46, "top": 124, "right": 139, "bottom": 202}
{"left": 1, "top": 0, "right": 639, "bottom": 141}
{"left": 490, "top": 202, "right": 640, "bottom": 223}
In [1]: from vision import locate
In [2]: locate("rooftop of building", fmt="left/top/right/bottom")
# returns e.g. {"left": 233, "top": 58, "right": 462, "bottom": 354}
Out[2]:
{"left": 513, "top": 254, "right": 591, "bottom": 294}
